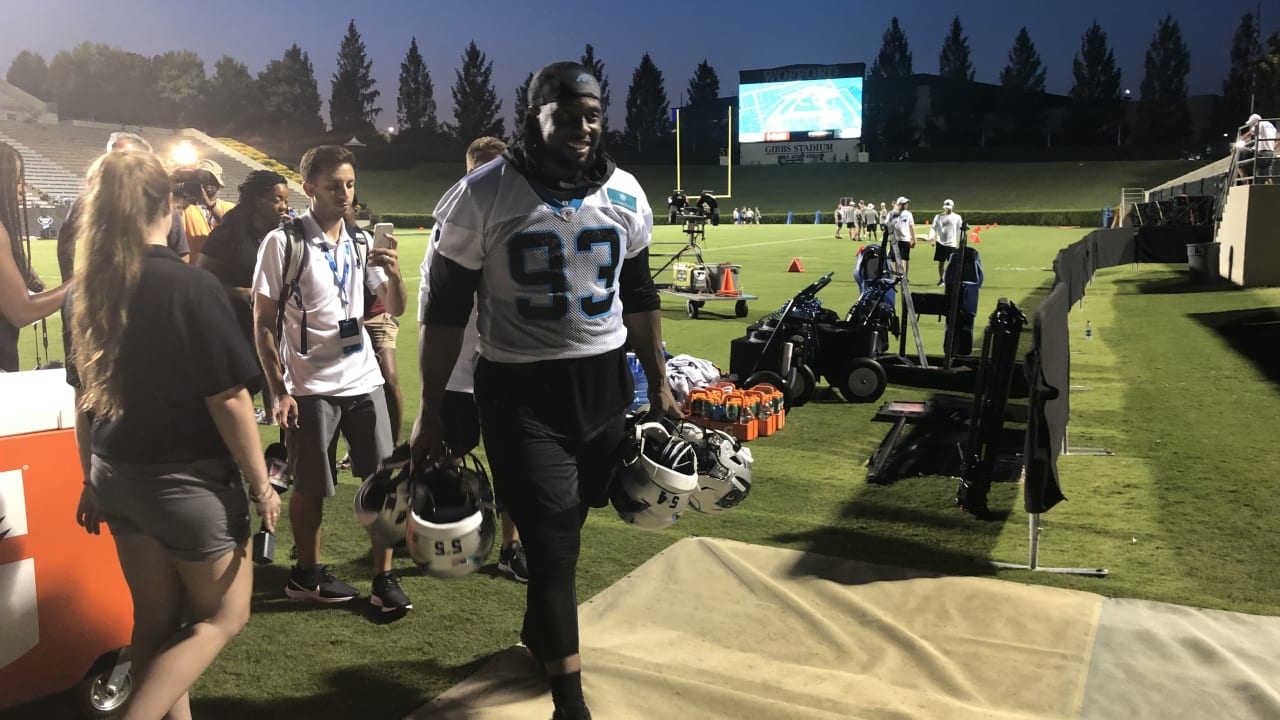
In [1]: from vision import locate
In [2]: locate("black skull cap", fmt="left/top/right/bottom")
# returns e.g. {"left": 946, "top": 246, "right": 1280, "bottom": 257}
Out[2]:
{"left": 528, "top": 62, "right": 602, "bottom": 107}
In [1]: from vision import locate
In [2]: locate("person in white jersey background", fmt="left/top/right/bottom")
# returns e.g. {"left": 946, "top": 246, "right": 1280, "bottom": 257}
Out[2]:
{"left": 929, "top": 199, "right": 965, "bottom": 285}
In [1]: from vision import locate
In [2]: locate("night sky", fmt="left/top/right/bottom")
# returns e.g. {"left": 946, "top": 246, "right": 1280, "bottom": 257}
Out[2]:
{"left": 4, "top": 0, "right": 1275, "bottom": 129}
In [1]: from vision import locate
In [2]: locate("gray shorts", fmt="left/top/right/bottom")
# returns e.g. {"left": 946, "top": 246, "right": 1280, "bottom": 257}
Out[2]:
{"left": 89, "top": 454, "right": 250, "bottom": 562}
{"left": 287, "top": 390, "right": 393, "bottom": 497}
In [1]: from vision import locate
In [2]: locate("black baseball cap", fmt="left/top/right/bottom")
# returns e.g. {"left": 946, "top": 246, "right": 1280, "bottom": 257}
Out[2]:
{"left": 528, "top": 62, "right": 602, "bottom": 107}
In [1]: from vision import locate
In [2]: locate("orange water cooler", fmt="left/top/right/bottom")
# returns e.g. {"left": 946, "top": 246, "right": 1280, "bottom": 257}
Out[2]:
{"left": 0, "top": 370, "right": 133, "bottom": 716}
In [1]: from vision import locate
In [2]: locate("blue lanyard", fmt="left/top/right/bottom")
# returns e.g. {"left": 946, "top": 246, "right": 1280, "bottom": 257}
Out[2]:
{"left": 321, "top": 241, "right": 352, "bottom": 308}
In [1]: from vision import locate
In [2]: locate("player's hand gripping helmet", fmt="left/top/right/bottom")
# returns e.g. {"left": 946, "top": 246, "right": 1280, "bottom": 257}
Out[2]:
{"left": 611, "top": 420, "right": 700, "bottom": 530}
{"left": 352, "top": 444, "right": 412, "bottom": 548}
{"left": 676, "top": 423, "right": 754, "bottom": 514}
{"left": 405, "top": 454, "right": 498, "bottom": 579}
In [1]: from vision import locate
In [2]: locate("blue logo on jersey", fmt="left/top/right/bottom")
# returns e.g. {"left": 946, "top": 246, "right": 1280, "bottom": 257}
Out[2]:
{"left": 607, "top": 188, "right": 637, "bottom": 213}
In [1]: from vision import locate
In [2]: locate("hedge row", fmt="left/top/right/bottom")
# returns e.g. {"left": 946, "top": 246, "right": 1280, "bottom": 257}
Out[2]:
{"left": 374, "top": 209, "right": 1104, "bottom": 230}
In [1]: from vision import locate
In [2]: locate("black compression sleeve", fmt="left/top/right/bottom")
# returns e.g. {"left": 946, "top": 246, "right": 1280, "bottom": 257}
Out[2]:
{"left": 424, "top": 253, "right": 481, "bottom": 327}
{"left": 618, "top": 247, "right": 660, "bottom": 314}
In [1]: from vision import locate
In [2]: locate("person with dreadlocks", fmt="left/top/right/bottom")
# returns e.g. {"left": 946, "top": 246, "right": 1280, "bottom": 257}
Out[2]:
{"left": 0, "top": 142, "right": 70, "bottom": 372}
{"left": 411, "top": 61, "right": 681, "bottom": 720}
{"left": 200, "top": 170, "right": 292, "bottom": 424}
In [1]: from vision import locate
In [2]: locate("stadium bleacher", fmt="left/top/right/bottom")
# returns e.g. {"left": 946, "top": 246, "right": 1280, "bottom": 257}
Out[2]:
{"left": 0, "top": 117, "right": 308, "bottom": 210}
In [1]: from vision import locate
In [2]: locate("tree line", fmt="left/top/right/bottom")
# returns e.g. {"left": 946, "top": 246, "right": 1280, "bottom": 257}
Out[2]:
{"left": 5, "top": 14, "right": 1280, "bottom": 163}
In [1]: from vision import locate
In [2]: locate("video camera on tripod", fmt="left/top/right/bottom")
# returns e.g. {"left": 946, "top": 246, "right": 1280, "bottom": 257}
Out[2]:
{"left": 668, "top": 189, "right": 720, "bottom": 227}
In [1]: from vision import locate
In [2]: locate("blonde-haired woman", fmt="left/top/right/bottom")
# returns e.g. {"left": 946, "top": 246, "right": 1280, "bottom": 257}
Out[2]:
{"left": 67, "top": 150, "right": 279, "bottom": 720}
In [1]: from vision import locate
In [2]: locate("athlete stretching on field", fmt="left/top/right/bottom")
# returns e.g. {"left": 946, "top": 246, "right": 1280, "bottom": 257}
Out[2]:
{"left": 411, "top": 62, "right": 680, "bottom": 720}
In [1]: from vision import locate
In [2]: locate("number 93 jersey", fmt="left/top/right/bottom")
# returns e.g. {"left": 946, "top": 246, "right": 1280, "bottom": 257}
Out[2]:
{"left": 430, "top": 158, "right": 653, "bottom": 363}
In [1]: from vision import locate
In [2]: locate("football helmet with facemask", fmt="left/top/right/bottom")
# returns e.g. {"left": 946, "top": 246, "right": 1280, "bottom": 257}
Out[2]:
{"left": 353, "top": 444, "right": 412, "bottom": 548}
{"left": 676, "top": 423, "right": 753, "bottom": 514}
{"left": 405, "top": 454, "right": 498, "bottom": 579}
{"left": 611, "top": 419, "right": 700, "bottom": 530}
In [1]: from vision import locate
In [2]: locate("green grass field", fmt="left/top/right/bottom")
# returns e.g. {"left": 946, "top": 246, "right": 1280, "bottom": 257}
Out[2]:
{"left": 357, "top": 160, "right": 1192, "bottom": 216}
{"left": 8, "top": 221, "right": 1280, "bottom": 719}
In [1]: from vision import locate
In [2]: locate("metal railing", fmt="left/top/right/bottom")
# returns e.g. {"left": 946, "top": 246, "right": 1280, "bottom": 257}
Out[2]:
{"left": 1215, "top": 115, "right": 1277, "bottom": 236}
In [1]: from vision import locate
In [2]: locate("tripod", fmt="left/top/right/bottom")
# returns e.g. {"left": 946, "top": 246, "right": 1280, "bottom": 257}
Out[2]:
{"left": 650, "top": 212, "right": 711, "bottom": 290}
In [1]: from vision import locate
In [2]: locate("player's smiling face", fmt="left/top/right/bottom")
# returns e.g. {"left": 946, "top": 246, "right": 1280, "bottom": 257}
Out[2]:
{"left": 537, "top": 96, "right": 603, "bottom": 176}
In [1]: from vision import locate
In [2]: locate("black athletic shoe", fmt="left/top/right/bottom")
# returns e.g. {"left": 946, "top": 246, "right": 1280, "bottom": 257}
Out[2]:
{"left": 285, "top": 564, "right": 359, "bottom": 602}
{"left": 370, "top": 571, "right": 413, "bottom": 612}
{"left": 498, "top": 541, "right": 529, "bottom": 583}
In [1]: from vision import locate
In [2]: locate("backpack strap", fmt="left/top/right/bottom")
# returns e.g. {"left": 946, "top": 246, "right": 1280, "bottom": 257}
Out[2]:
{"left": 276, "top": 217, "right": 310, "bottom": 355}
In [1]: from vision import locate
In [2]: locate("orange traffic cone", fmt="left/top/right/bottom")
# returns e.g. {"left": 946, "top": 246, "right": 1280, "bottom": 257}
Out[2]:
{"left": 717, "top": 266, "right": 741, "bottom": 296}
{"left": 787, "top": 257, "right": 805, "bottom": 272}
{"left": 971, "top": 232, "right": 981, "bottom": 243}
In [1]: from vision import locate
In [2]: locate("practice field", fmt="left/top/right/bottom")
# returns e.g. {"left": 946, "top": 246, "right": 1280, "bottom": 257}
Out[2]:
{"left": 357, "top": 160, "right": 1192, "bottom": 216}
{"left": 10, "top": 222, "right": 1280, "bottom": 719}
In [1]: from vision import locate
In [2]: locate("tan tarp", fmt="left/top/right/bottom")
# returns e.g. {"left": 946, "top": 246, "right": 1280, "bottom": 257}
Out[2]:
{"left": 419, "top": 538, "right": 1280, "bottom": 719}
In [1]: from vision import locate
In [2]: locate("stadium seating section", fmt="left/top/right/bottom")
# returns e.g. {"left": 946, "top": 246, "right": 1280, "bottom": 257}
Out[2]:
{"left": 0, "top": 118, "right": 308, "bottom": 210}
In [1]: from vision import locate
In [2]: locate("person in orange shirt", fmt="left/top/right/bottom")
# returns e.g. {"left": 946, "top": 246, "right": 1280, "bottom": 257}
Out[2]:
{"left": 180, "top": 159, "right": 235, "bottom": 263}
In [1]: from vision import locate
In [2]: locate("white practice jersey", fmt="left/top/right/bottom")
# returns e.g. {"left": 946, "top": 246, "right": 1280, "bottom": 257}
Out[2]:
{"left": 430, "top": 157, "right": 653, "bottom": 364}
{"left": 931, "top": 212, "right": 964, "bottom": 248}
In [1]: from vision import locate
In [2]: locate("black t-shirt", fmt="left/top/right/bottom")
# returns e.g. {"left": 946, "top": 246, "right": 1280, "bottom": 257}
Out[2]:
{"left": 201, "top": 211, "right": 266, "bottom": 339}
{"left": 63, "top": 245, "right": 259, "bottom": 463}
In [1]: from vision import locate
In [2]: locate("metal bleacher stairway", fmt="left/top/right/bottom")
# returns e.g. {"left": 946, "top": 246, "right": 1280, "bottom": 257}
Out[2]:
{"left": 0, "top": 118, "right": 308, "bottom": 210}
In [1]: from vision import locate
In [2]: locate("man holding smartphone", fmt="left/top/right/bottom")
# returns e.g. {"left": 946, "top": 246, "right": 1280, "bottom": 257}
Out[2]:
{"left": 252, "top": 145, "right": 411, "bottom": 613}
{"left": 362, "top": 221, "right": 405, "bottom": 446}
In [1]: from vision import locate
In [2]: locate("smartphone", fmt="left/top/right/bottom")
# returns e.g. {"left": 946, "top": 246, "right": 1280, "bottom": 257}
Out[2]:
{"left": 373, "top": 222, "right": 394, "bottom": 249}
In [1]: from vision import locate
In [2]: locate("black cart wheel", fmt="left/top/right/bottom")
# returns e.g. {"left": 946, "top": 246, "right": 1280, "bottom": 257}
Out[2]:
{"left": 735, "top": 300, "right": 749, "bottom": 318}
{"left": 837, "top": 357, "right": 888, "bottom": 403}
{"left": 686, "top": 300, "right": 703, "bottom": 319}
{"left": 77, "top": 657, "right": 132, "bottom": 718}
{"left": 787, "top": 364, "right": 817, "bottom": 408}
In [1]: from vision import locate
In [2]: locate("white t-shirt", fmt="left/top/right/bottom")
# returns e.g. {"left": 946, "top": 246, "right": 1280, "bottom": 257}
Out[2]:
{"left": 890, "top": 209, "right": 916, "bottom": 242}
{"left": 429, "top": 157, "right": 652, "bottom": 364}
{"left": 252, "top": 211, "right": 388, "bottom": 397}
{"left": 1256, "top": 120, "right": 1277, "bottom": 152}
{"left": 931, "top": 211, "right": 964, "bottom": 248}
{"left": 418, "top": 226, "right": 481, "bottom": 393}
{"left": 834, "top": 207, "right": 844, "bottom": 224}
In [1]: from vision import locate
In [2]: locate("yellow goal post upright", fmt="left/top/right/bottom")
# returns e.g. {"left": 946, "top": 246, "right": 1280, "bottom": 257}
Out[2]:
{"left": 674, "top": 105, "right": 732, "bottom": 200}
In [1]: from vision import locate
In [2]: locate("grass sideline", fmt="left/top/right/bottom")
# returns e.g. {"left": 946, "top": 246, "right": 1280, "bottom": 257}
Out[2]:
{"left": 8, "top": 223, "right": 1280, "bottom": 719}
{"left": 356, "top": 159, "right": 1191, "bottom": 217}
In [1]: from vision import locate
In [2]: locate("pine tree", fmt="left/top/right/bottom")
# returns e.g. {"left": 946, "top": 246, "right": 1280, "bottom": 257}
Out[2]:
{"left": 934, "top": 17, "right": 976, "bottom": 147}
{"left": 867, "top": 17, "right": 915, "bottom": 151}
{"left": 938, "top": 18, "right": 974, "bottom": 81}
{"left": 5, "top": 51, "right": 48, "bottom": 99}
{"left": 1066, "top": 22, "right": 1123, "bottom": 145}
{"left": 684, "top": 60, "right": 721, "bottom": 162}
{"left": 396, "top": 37, "right": 436, "bottom": 132}
{"left": 1000, "top": 27, "right": 1046, "bottom": 92}
{"left": 623, "top": 53, "right": 671, "bottom": 156}
{"left": 203, "top": 56, "right": 256, "bottom": 136}
{"left": 580, "top": 44, "right": 611, "bottom": 133}
{"left": 1258, "top": 32, "right": 1280, "bottom": 115}
{"left": 513, "top": 71, "right": 534, "bottom": 133}
{"left": 1221, "top": 14, "right": 1262, "bottom": 125}
{"left": 257, "top": 44, "right": 324, "bottom": 142}
{"left": 449, "top": 41, "right": 504, "bottom": 143}
{"left": 1136, "top": 15, "right": 1192, "bottom": 146}
{"left": 329, "top": 20, "right": 380, "bottom": 134}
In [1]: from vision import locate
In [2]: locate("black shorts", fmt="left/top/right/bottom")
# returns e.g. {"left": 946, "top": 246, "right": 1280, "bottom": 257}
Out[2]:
{"left": 475, "top": 401, "right": 626, "bottom": 517}
{"left": 897, "top": 240, "right": 913, "bottom": 260}
{"left": 1257, "top": 150, "right": 1275, "bottom": 179}
{"left": 442, "top": 390, "right": 481, "bottom": 456}
{"left": 934, "top": 244, "right": 957, "bottom": 263}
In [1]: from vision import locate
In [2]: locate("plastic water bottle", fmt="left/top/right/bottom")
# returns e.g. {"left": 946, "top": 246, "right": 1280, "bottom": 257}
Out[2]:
{"left": 1085, "top": 321, "right": 1093, "bottom": 340}
{"left": 627, "top": 353, "right": 648, "bottom": 410}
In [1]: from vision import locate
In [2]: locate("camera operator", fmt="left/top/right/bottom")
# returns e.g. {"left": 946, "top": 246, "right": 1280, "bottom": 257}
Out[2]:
{"left": 178, "top": 159, "right": 235, "bottom": 264}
